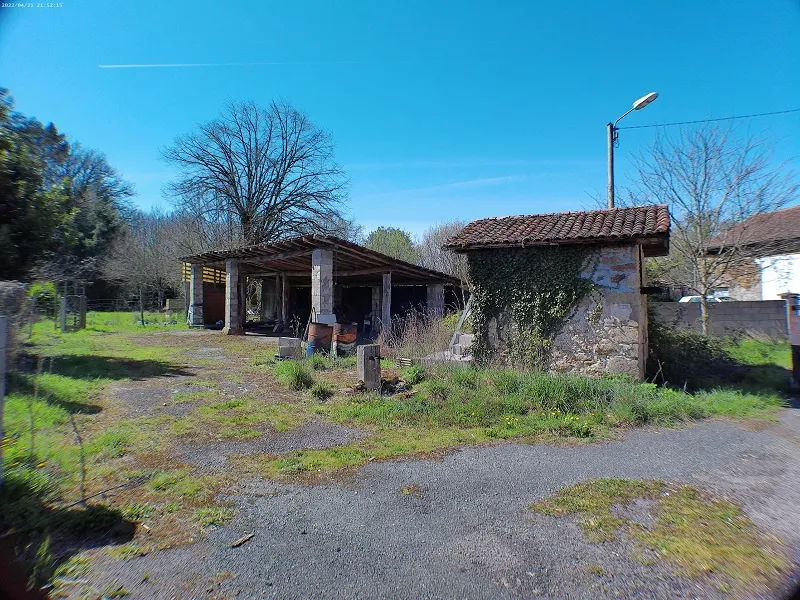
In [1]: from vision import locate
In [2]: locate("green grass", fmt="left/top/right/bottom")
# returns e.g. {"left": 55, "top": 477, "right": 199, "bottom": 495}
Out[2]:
{"left": 310, "top": 382, "right": 335, "bottom": 401}
{"left": 726, "top": 338, "right": 791, "bottom": 369}
{"left": 273, "top": 360, "right": 315, "bottom": 390}
{"left": 531, "top": 478, "right": 788, "bottom": 593}
{"left": 195, "top": 506, "right": 235, "bottom": 527}
{"left": 237, "top": 356, "right": 785, "bottom": 480}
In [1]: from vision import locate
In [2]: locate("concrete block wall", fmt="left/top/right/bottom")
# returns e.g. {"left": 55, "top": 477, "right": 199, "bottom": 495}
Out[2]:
{"left": 652, "top": 301, "right": 788, "bottom": 338}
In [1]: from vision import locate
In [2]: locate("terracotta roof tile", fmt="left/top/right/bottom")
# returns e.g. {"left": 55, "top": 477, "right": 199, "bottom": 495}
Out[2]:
{"left": 707, "top": 204, "right": 800, "bottom": 252}
{"left": 445, "top": 205, "right": 670, "bottom": 253}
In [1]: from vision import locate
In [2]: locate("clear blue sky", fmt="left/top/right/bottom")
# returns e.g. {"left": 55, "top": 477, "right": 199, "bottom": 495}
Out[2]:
{"left": 2, "top": 0, "right": 799, "bottom": 235}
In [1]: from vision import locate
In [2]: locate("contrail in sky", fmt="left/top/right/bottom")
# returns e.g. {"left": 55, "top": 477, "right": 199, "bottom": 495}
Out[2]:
{"left": 98, "top": 61, "right": 368, "bottom": 69}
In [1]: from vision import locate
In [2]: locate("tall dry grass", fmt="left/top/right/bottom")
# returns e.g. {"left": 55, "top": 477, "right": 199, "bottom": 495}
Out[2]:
{"left": 380, "top": 309, "right": 452, "bottom": 361}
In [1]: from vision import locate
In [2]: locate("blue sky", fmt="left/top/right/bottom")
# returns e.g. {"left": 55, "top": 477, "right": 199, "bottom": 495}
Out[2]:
{"left": 1, "top": 0, "right": 799, "bottom": 235}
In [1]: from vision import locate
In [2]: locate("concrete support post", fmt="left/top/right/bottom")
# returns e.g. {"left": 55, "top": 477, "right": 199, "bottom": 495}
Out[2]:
{"left": 311, "top": 248, "right": 334, "bottom": 317}
{"left": 183, "top": 280, "right": 190, "bottom": 323}
{"left": 189, "top": 264, "right": 204, "bottom": 326}
{"left": 223, "top": 259, "right": 243, "bottom": 335}
{"left": 280, "top": 273, "right": 289, "bottom": 326}
{"left": 357, "top": 344, "right": 381, "bottom": 391}
{"left": 426, "top": 283, "right": 445, "bottom": 318}
{"left": 382, "top": 272, "right": 392, "bottom": 333}
{"left": 260, "top": 277, "right": 278, "bottom": 321}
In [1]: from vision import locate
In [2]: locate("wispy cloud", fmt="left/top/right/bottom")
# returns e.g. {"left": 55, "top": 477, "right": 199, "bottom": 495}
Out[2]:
{"left": 346, "top": 158, "right": 596, "bottom": 170}
{"left": 363, "top": 175, "right": 524, "bottom": 200}
{"left": 98, "top": 61, "right": 367, "bottom": 69}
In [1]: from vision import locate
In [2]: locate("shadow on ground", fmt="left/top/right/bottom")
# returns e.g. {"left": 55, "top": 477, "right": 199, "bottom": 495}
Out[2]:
{"left": 44, "top": 354, "right": 193, "bottom": 381}
{"left": 0, "top": 476, "right": 135, "bottom": 598}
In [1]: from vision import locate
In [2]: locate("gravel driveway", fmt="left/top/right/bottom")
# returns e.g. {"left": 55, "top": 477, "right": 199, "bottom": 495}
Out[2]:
{"left": 84, "top": 410, "right": 800, "bottom": 600}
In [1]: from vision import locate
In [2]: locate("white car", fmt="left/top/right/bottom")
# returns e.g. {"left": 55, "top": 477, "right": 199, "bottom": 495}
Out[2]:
{"left": 678, "top": 295, "right": 723, "bottom": 303}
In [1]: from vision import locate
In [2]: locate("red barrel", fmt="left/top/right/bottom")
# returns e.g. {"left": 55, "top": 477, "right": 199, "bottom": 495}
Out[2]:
{"left": 333, "top": 322, "right": 358, "bottom": 344}
{"left": 308, "top": 322, "right": 333, "bottom": 351}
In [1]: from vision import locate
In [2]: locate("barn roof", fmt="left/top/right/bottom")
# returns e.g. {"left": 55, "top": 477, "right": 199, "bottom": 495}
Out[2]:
{"left": 181, "top": 235, "right": 460, "bottom": 286}
{"left": 444, "top": 204, "right": 670, "bottom": 257}
{"left": 706, "top": 204, "right": 800, "bottom": 255}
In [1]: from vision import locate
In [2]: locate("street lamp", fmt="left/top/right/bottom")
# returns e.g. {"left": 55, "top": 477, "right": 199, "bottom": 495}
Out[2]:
{"left": 607, "top": 92, "right": 659, "bottom": 209}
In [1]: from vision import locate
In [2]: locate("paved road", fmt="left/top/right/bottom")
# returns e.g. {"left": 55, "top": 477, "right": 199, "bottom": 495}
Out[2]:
{"left": 86, "top": 412, "right": 800, "bottom": 600}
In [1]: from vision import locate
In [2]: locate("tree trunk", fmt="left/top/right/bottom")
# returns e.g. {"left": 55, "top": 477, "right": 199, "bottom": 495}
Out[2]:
{"left": 700, "top": 295, "right": 710, "bottom": 337}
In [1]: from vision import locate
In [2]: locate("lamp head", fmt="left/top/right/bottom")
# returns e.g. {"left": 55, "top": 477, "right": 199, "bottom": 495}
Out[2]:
{"left": 633, "top": 92, "right": 658, "bottom": 110}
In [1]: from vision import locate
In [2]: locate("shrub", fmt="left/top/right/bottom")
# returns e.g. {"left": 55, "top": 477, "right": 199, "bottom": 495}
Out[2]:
{"left": 443, "top": 310, "right": 472, "bottom": 333}
{"left": 310, "top": 382, "right": 334, "bottom": 401}
{"left": 307, "top": 354, "right": 328, "bottom": 371}
{"left": 28, "top": 282, "right": 57, "bottom": 318}
{"left": 647, "top": 308, "right": 736, "bottom": 389}
{"left": 274, "top": 361, "right": 314, "bottom": 390}
{"left": 400, "top": 365, "right": 425, "bottom": 385}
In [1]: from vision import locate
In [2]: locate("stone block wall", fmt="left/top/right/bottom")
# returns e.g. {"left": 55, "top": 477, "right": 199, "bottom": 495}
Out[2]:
{"left": 652, "top": 301, "right": 788, "bottom": 338}
{"left": 550, "top": 245, "right": 645, "bottom": 379}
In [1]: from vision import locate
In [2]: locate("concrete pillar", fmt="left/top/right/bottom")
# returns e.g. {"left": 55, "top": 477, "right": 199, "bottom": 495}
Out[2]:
{"left": 357, "top": 343, "right": 381, "bottom": 391}
{"left": 311, "top": 248, "right": 334, "bottom": 317}
{"left": 189, "top": 264, "right": 204, "bottom": 326}
{"left": 426, "top": 283, "right": 445, "bottom": 318}
{"left": 260, "top": 278, "right": 277, "bottom": 321}
{"left": 382, "top": 272, "right": 392, "bottom": 332}
{"left": 280, "top": 273, "right": 289, "bottom": 326}
{"left": 223, "top": 259, "right": 243, "bottom": 335}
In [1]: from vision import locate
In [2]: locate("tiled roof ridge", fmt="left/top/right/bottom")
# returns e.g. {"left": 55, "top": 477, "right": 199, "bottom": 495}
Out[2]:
{"left": 472, "top": 204, "right": 668, "bottom": 223}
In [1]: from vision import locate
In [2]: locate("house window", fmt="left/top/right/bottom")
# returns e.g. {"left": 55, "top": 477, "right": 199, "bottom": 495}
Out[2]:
{"left": 713, "top": 287, "right": 730, "bottom": 299}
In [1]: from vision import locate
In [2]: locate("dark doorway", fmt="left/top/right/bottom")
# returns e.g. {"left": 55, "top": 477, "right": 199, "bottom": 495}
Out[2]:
{"left": 340, "top": 286, "right": 372, "bottom": 326}
{"left": 392, "top": 286, "right": 426, "bottom": 317}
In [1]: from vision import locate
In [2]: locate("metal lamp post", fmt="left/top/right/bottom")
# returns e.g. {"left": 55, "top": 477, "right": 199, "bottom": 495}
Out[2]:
{"left": 607, "top": 92, "right": 659, "bottom": 209}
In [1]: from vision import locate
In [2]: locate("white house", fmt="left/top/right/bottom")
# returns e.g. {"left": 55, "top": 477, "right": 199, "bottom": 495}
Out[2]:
{"left": 708, "top": 205, "right": 800, "bottom": 301}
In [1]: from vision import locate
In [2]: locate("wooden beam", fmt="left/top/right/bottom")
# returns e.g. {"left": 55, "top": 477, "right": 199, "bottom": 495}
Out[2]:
{"left": 382, "top": 272, "right": 392, "bottom": 332}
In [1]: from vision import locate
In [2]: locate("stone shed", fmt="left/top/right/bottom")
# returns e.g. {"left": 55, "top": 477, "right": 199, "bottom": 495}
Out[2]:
{"left": 445, "top": 205, "right": 670, "bottom": 379}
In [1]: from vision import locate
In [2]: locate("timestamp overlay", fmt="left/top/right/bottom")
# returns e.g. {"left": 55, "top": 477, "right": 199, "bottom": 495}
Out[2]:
{"left": 1, "top": 2, "right": 64, "bottom": 7}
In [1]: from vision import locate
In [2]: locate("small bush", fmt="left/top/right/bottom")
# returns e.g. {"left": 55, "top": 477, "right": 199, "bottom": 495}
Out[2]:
{"left": 443, "top": 310, "right": 472, "bottom": 333}
{"left": 307, "top": 354, "right": 328, "bottom": 371}
{"left": 274, "top": 361, "right": 314, "bottom": 390}
{"left": 647, "top": 309, "right": 736, "bottom": 389}
{"left": 400, "top": 365, "right": 425, "bottom": 385}
{"left": 29, "top": 281, "right": 57, "bottom": 318}
{"left": 310, "top": 383, "right": 334, "bottom": 401}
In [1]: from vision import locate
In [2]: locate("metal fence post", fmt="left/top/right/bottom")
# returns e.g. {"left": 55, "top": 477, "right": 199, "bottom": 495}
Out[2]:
{"left": 0, "top": 316, "right": 7, "bottom": 491}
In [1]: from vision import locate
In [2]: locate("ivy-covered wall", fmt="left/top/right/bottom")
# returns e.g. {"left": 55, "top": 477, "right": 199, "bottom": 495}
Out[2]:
{"left": 466, "top": 244, "right": 646, "bottom": 378}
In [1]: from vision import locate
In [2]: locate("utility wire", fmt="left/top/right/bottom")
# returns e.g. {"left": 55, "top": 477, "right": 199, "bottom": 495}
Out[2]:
{"left": 617, "top": 107, "right": 800, "bottom": 130}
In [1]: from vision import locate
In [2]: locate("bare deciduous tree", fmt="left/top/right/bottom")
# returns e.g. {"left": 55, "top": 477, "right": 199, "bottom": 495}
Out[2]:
{"left": 162, "top": 101, "right": 348, "bottom": 247}
{"left": 104, "top": 209, "right": 183, "bottom": 322}
{"left": 417, "top": 220, "right": 470, "bottom": 304}
{"left": 625, "top": 124, "right": 797, "bottom": 334}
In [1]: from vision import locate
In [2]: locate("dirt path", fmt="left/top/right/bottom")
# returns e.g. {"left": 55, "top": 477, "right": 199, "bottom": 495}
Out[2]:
{"left": 77, "top": 408, "right": 800, "bottom": 599}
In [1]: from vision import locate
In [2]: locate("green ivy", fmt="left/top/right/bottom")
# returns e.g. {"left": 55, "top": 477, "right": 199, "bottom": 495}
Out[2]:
{"left": 468, "top": 246, "right": 595, "bottom": 368}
